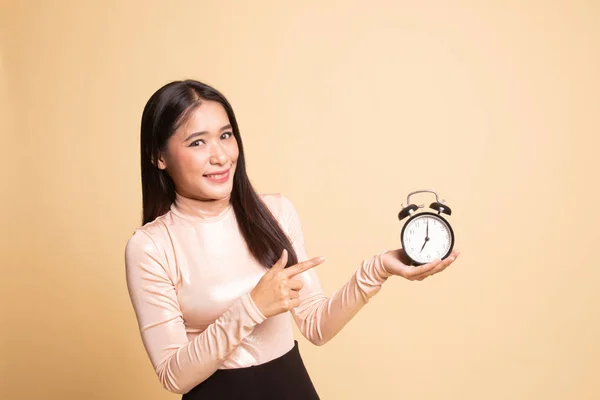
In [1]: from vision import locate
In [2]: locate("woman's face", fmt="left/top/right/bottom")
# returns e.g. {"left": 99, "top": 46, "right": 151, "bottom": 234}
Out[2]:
{"left": 157, "top": 100, "right": 239, "bottom": 201}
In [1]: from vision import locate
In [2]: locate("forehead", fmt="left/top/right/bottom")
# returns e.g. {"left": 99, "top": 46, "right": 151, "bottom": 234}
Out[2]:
{"left": 178, "top": 100, "right": 230, "bottom": 135}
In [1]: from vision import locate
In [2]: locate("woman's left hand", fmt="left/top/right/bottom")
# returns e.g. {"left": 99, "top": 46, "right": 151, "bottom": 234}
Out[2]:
{"left": 381, "top": 248, "right": 460, "bottom": 281}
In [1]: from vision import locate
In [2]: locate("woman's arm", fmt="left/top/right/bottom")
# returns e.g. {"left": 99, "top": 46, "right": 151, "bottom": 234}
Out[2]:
{"left": 278, "top": 195, "right": 392, "bottom": 346}
{"left": 124, "top": 230, "right": 266, "bottom": 394}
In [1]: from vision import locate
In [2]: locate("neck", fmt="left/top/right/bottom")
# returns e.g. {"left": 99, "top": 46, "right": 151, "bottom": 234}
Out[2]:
{"left": 170, "top": 190, "right": 233, "bottom": 221}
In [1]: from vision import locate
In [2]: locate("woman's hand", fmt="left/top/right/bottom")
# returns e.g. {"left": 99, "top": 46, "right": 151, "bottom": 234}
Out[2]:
{"left": 250, "top": 249, "right": 326, "bottom": 318}
{"left": 382, "top": 248, "right": 460, "bottom": 281}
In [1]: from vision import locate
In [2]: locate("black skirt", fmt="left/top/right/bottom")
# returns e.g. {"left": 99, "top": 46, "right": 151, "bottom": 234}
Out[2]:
{"left": 182, "top": 340, "right": 320, "bottom": 399}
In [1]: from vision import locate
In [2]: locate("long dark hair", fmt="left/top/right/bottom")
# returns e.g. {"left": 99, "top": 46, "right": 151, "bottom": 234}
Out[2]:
{"left": 139, "top": 79, "right": 298, "bottom": 268}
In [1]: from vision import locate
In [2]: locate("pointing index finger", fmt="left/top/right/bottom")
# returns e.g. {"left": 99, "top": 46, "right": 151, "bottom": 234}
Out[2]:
{"left": 285, "top": 256, "right": 326, "bottom": 278}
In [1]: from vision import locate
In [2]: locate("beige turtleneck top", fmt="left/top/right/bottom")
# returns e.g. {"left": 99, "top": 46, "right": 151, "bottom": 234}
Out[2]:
{"left": 125, "top": 192, "right": 391, "bottom": 394}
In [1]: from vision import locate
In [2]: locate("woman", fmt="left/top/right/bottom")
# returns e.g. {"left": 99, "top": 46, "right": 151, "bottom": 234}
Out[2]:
{"left": 125, "top": 79, "right": 459, "bottom": 399}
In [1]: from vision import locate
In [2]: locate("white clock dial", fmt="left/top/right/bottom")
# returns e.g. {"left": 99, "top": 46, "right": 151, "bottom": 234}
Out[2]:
{"left": 402, "top": 214, "right": 452, "bottom": 264}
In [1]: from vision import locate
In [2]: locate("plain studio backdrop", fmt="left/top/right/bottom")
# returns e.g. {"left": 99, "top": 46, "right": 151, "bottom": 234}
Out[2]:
{"left": 1, "top": 1, "right": 598, "bottom": 399}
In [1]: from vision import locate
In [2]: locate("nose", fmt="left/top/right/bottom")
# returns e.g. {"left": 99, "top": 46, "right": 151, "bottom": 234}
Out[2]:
{"left": 209, "top": 142, "right": 228, "bottom": 165}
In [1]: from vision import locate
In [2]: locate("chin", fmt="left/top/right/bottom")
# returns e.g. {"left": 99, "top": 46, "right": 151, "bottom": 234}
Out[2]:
{"left": 202, "top": 184, "right": 234, "bottom": 201}
{"left": 196, "top": 166, "right": 236, "bottom": 200}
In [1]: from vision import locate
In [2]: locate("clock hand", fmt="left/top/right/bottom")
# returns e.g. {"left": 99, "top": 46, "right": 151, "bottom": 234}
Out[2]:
{"left": 420, "top": 219, "right": 430, "bottom": 253}
{"left": 419, "top": 239, "right": 427, "bottom": 253}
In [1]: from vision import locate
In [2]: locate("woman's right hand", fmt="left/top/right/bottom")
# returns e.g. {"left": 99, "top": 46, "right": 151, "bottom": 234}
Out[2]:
{"left": 250, "top": 249, "right": 326, "bottom": 319}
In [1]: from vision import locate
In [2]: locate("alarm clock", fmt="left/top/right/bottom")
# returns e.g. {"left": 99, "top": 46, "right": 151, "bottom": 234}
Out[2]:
{"left": 398, "top": 190, "right": 455, "bottom": 266}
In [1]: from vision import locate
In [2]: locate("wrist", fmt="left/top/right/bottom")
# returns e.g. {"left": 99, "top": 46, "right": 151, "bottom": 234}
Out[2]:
{"left": 378, "top": 251, "right": 394, "bottom": 278}
{"left": 244, "top": 292, "right": 267, "bottom": 323}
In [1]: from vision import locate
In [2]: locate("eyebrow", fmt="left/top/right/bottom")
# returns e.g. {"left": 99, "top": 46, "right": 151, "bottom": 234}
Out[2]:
{"left": 183, "top": 124, "right": 232, "bottom": 142}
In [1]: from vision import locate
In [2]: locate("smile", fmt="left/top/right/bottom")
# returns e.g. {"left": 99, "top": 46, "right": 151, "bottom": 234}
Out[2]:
{"left": 203, "top": 168, "right": 232, "bottom": 183}
{"left": 205, "top": 172, "right": 228, "bottom": 179}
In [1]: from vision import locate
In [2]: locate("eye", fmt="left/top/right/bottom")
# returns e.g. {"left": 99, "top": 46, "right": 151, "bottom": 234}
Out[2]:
{"left": 221, "top": 132, "right": 233, "bottom": 140}
{"left": 189, "top": 139, "right": 205, "bottom": 147}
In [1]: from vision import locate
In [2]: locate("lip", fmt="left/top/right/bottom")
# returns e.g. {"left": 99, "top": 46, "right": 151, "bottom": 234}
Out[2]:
{"left": 203, "top": 167, "right": 232, "bottom": 183}
{"left": 203, "top": 168, "right": 231, "bottom": 176}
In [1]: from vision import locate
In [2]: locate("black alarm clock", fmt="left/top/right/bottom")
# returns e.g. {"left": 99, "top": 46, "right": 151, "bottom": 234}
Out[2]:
{"left": 398, "top": 190, "right": 455, "bottom": 266}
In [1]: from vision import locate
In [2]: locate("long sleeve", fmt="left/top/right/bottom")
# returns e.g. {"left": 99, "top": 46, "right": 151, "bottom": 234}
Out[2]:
{"left": 124, "top": 230, "right": 266, "bottom": 395}
{"left": 280, "top": 195, "right": 392, "bottom": 346}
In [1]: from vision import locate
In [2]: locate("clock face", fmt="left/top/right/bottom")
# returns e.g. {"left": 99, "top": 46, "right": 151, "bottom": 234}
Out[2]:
{"left": 402, "top": 213, "right": 453, "bottom": 265}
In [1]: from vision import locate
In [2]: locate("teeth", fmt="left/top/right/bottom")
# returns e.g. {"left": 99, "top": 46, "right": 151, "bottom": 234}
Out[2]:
{"left": 206, "top": 172, "right": 227, "bottom": 179}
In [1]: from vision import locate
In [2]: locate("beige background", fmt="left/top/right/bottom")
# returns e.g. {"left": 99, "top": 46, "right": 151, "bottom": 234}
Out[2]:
{"left": 2, "top": 1, "right": 599, "bottom": 399}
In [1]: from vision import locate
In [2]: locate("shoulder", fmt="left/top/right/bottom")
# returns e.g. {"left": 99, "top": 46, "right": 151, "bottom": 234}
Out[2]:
{"left": 259, "top": 192, "right": 299, "bottom": 219}
{"left": 259, "top": 193, "right": 304, "bottom": 241}
{"left": 124, "top": 215, "right": 171, "bottom": 263}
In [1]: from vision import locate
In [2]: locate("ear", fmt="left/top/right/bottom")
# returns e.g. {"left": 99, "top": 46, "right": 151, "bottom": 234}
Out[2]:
{"left": 156, "top": 152, "right": 168, "bottom": 170}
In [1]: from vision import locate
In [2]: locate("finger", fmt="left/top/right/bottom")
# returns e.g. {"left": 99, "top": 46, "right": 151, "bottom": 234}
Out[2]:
{"left": 272, "top": 249, "right": 288, "bottom": 271}
{"left": 288, "top": 298, "right": 301, "bottom": 309}
{"left": 406, "top": 259, "right": 442, "bottom": 279}
{"left": 289, "top": 290, "right": 300, "bottom": 299}
{"left": 414, "top": 253, "right": 458, "bottom": 280}
{"left": 285, "top": 256, "right": 326, "bottom": 278}
{"left": 437, "top": 252, "right": 459, "bottom": 272}
{"left": 287, "top": 279, "right": 304, "bottom": 291}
